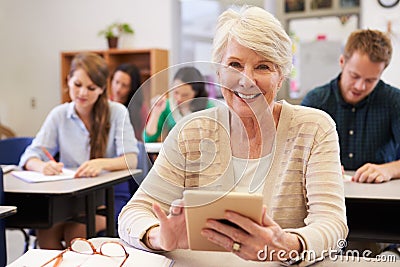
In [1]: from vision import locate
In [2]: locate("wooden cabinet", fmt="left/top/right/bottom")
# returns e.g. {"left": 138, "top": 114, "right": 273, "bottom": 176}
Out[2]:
{"left": 60, "top": 48, "right": 169, "bottom": 105}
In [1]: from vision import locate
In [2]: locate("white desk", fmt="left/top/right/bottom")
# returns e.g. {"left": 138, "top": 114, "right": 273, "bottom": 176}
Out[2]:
{"left": 144, "top": 142, "right": 162, "bottom": 154}
{"left": 7, "top": 238, "right": 174, "bottom": 267}
{"left": 343, "top": 174, "right": 400, "bottom": 243}
{"left": 4, "top": 169, "right": 141, "bottom": 238}
{"left": 0, "top": 206, "right": 16, "bottom": 219}
{"left": 8, "top": 246, "right": 398, "bottom": 267}
{"left": 344, "top": 176, "right": 400, "bottom": 200}
{"left": 165, "top": 250, "right": 399, "bottom": 266}
{"left": 144, "top": 142, "right": 162, "bottom": 164}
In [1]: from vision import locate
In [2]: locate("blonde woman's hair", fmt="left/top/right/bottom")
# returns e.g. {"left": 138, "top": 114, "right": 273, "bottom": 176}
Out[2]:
{"left": 212, "top": 6, "right": 293, "bottom": 77}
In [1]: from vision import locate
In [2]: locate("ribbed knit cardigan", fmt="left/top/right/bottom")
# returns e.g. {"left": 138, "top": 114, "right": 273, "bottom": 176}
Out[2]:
{"left": 118, "top": 100, "right": 348, "bottom": 260}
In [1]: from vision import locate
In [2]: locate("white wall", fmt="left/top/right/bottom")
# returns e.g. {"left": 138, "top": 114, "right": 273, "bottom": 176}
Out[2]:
{"left": 0, "top": 0, "right": 173, "bottom": 136}
{"left": 1, "top": 0, "right": 399, "bottom": 136}
{"left": 360, "top": 1, "right": 400, "bottom": 88}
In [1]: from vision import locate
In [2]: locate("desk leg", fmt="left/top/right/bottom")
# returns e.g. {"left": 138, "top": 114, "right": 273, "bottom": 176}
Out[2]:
{"left": 85, "top": 193, "right": 96, "bottom": 238}
{"left": 105, "top": 187, "right": 115, "bottom": 237}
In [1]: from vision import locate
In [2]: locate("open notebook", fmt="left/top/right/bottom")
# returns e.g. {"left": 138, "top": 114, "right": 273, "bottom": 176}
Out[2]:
{"left": 7, "top": 238, "right": 174, "bottom": 267}
{"left": 11, "top": 168, "right": 76, "bottom": 183}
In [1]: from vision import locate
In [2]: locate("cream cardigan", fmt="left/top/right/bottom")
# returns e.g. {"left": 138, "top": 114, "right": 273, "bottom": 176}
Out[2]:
{"left": 118, "top": 100, "right": 348, "bottom": 259}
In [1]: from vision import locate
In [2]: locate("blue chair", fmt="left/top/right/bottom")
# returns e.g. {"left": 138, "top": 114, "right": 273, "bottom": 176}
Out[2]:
{"left": 112, "top": 141, "right": 152, "bottom": 234}
{"left": 0, "top": 137, "right": 33, "bottom": 165}
{"left": 1, "top": 167, "right": 7, "bottom": 267}
{"left": 0, "top": 137, "right": 33, "bottom": 253}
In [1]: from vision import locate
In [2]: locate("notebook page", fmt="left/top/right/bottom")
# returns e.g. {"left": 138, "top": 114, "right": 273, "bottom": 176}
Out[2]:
{"left": 11, "top": 168, "right": 76, "bottom": 183}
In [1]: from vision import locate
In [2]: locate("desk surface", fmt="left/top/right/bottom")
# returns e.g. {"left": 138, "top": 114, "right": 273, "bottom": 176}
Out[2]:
{"left": 343, "top": 172, "right": 400, "bottom": 243}
{"left": 0, "top": 205, "right": 17, "bottom": 219}
{"left": 4, "top": 169, "right": 140, "bottom": 194}
{"left": 144, "top": 142, "right": 162, "bottom": 153}
{"left": 165, "top": 250, "right": 398, "bottom": 266}
{"left": 4, "top": 169, "right": 141, "bottom": 237}
{"left": 343, "top": 175, "right": 400, "bottom": 200}
{"left": 8, "top": 246, "right": 398, "bottom": 267}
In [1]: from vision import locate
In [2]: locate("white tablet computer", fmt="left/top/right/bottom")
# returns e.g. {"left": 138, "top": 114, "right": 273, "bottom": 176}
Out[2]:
{"left": 183, "top": 190, "right": 263, "bottom": 251}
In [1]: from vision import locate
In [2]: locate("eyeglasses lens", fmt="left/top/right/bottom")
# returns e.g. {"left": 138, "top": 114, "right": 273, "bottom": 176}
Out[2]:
{"left": 71, "top": 239, "right": 94, "bottom": 255}
{"left": 100, "top": 243, "right": 127, "bottom": 257}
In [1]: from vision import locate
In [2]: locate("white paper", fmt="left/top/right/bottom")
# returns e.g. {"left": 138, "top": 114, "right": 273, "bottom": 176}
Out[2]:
{"left": 11, "top": 168, "right": 76, "bottom": 183}
{"left": 7, "top": 243, "right": 174, "bottom": 267}
{"left": 343, "top": 174, "right": 353, "bottom": 182}
{"left": 0, "top": 164, "right": 18, "bottom": 174}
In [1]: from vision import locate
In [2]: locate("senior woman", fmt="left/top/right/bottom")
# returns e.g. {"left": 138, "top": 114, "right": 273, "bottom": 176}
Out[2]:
{"left": 119, "top": 6, "right": 348, "bottom": 263}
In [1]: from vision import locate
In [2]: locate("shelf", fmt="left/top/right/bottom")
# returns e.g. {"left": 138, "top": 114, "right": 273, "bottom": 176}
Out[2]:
{"left": 276, "top": 0, "right": 360, "bottom": 30}
{"left": 60, "top": 48, "right": 169, "bottom": 105}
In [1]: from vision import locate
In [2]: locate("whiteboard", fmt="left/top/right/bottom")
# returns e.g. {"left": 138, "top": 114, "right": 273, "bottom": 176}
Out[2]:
{"left": 291, "top": 40, "right": 342, "bottom": 99}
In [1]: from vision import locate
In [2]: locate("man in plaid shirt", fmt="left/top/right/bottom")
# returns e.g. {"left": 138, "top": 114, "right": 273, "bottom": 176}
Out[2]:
{"left": 302, "top": 29, "right": 400, "bottom": 184}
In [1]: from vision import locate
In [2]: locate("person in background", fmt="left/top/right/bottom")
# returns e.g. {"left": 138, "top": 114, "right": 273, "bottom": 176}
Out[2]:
{"left": 301, "top": 29, "right": 400, "bottom": 184}
{"left": 110, "top": 63, "right": 149, "bottom": 226}
{"left": 302, "top": 28, "right": 400, "bottom": 258}
{"left": 143, "top": 66, "right": 214, "bottom": 142}
{"left": 119, "top": 6, "right": 347, "bottom": 264}
{"left": 110, "top": 63, "right": 148, "bottom": 142}
{"left": 19, "top": 52, "right": 138, "bottom": 249}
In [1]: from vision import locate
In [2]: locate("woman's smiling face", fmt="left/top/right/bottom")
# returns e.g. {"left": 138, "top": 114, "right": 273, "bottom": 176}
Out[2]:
{"left": 218, "top": 39, "right": 283, "bottom": 118}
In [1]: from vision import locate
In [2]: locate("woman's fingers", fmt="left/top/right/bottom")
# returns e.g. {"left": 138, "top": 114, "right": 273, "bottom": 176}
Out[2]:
{"left": 43, "top": 161, "right": 64, "bottom": 175}
{"left": 153, "top": 202, "right": 168, "bottom": 222}
{"left": 201, "top": 227, "right": 239, "bottom": 252}
{"left": 152, "top": 201, "right": 188, "bottom": 250}
{"left": 170, "top": 199, "right": 184, "bottom": 216}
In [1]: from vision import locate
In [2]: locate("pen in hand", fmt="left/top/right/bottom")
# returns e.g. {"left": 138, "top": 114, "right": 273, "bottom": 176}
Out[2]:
{"left": 41, "top": 146, "right": 56, "bottom": 162}
{"left": 41, "top": 146, "right": 63, "bottom": 174}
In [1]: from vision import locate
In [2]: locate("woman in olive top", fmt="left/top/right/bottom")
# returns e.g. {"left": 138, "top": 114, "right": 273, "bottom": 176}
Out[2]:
{"left": 144, "top": 66, "right": 214, "bottom": 142}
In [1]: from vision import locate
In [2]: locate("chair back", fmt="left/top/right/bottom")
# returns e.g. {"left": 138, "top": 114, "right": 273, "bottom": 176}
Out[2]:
{"left": 113, "top": 141, "right": 152, "bottom": 227}
{"left": 0, "top": 137, "right": 33, "bottom": 165}
{"left": 132, "top": 141, "right": 152, "bottom": 187}
{"left": 0, "top": 167, "right": 7, "bottom": 266}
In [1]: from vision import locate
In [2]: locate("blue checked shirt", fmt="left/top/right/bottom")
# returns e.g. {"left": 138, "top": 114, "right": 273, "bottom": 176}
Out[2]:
{"left": 301, "top": 74, "right": 400, "bottom": 170}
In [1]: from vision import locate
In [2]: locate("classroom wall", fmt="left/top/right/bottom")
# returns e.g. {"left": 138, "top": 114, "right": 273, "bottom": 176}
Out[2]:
{"left": 361, "top": 1, "right": 400, "bottom": 88}
{"left": 0, "top": 0, "right": 173, "bottom": 136}
{"left": 0, "top": 0, "right": 399, "bottom": 137}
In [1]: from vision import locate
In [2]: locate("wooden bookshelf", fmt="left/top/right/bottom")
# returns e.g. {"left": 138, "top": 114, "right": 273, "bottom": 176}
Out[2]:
{"left": 60, "top": 48, "right": 169, "bottom": 106}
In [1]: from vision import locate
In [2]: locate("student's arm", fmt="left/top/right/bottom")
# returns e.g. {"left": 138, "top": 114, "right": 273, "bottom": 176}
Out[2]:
{"left": 73, "top": 102, "right": 139, "bottom": 177}
{"left": 74, "top": 153, "right": 138, "bottom": 178}
{"left": 21, "top": 106, "right": 64, "bottom": 175}
{"left": 352, "top": 95, "right": 400, "bottom": 183}
{"left": 144, "top": 97, "right": 168, "bottom": 142}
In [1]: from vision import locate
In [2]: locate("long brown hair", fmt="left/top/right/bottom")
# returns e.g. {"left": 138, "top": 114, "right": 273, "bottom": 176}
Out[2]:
{"left": 110, "top": 63, "right": 144, "bottom": 141}
{"left": 69, "top": 52, "right": 110, "bottom": 159}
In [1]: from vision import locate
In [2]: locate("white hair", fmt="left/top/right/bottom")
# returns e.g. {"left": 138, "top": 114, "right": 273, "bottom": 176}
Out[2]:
{"left": 212, "top": 6, "right": 293, "bottom": 77}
